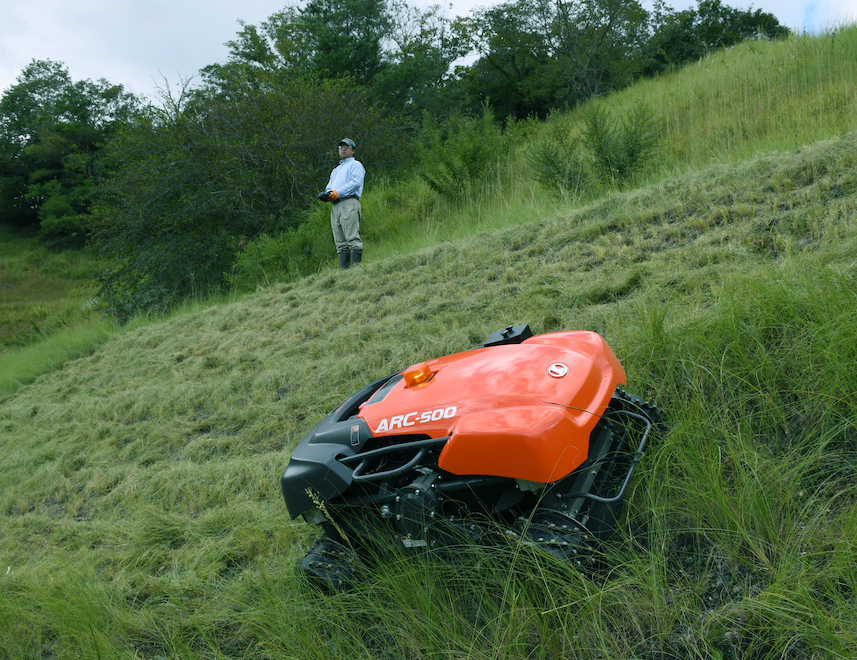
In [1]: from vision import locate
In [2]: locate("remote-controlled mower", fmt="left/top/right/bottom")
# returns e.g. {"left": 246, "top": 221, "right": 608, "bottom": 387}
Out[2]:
{"left": 281, "top": 324, "right": 661, "bottom": 590}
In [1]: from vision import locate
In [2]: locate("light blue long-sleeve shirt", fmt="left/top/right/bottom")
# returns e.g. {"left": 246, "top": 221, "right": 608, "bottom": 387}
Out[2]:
{"left": 326, "top": 157, "right": 365, "bottom": 199}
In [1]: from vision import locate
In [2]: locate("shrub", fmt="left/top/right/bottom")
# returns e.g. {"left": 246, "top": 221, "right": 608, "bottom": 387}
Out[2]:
{"left": 582, "top": 102, "right": 661, "bottom": 184}
{"left": 416, "top": 103, "right": 509, "bottom": 203}
{"left": 525, "top": 111, "right": 592, "bottom": 199}
{"left": 528, "top": 102, "right": 661, "bottom": 197}
{"left": 227, "top": 213, "right": 335, "bottom": 292}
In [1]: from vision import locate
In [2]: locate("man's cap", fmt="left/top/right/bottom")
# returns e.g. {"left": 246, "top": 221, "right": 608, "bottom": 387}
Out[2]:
{"left": 339, "top": 138, "right": 356, "bottom": 149}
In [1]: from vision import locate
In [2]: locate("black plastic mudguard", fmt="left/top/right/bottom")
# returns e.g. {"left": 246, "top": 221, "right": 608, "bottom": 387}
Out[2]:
{"left": 281, "top": 374, "right": 393, "bottom": 518}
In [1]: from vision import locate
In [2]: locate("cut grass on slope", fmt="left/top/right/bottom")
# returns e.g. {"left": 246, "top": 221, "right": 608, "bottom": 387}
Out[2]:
{"left": 1, "top": 131, "right": 856, "bottom": 658}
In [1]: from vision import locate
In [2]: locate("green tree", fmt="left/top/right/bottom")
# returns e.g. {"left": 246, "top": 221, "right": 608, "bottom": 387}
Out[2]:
{"left": 207, "top": 0, "right": 393, "bottom": 86}
{"left": 552, "top": 0, "right": 650, "bottom": 100}
{"left": 642, "top": 0, "right": 789, "bottom": 75}
{"left": 222, "top": 8, "right": 311, "bottom": 74}
{"left": 460, "top": 0, "right": 557, "bottom": 119}
{"left": 205, "top": 1, "right": 469, "bottom": 115}
{"left": 372, "top": 1, "right": 471, "bottom": 115}
{"left": 0, "top": 127, "right": 36, "bottom": 227}
{"left": 91, "top": 71, "right": 406, "bottom": 318}
{"left": 459, "top": 0, "right": 788, "bottom": 118}
{"left": 0, "top": 60, "right": 138, "bottom": 243}
{"left": 463, "top": 0, "right": 649, "bottom": 119}
{"left": 300, "top": 0, "right": 391, "bottom": 84}
{"left": 0, "top": 60, "right": 72, "bottom": 229}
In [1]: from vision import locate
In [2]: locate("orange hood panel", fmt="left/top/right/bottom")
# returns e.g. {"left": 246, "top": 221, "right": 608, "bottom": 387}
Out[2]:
{"left": 358, "top": 331, "right": 625, "bottom": 483}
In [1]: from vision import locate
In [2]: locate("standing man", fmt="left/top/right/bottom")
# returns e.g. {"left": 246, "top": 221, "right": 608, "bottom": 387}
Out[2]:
{"left": 319, "top": 138, "right": 365, "bottom": 269}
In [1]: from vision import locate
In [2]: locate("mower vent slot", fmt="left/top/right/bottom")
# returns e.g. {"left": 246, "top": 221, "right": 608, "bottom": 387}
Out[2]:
{"left": 334, "top": 373, "right": 399, "bottom": 421}
{"left": 364, "top": 374, "right": 404, "bottom": 407}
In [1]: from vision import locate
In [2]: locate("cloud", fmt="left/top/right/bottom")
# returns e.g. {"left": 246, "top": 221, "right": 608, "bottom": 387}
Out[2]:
{"left": 0, "top": 0, "right": 278, "bottom": 99}
{"left": 2, "top": 0, "right": 856, "bottom": 101}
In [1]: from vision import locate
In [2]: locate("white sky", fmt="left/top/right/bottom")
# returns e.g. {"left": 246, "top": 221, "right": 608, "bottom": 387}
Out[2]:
{"left": 1, "top": 0, "right": 855, "bottom": 102}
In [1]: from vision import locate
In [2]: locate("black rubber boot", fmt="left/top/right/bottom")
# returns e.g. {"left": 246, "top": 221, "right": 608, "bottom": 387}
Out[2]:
{"left": 350, "top": 249, "right": 362, "bottom": 266}
{"left": 339, "top": 251, "right": 351, "bottom": 269}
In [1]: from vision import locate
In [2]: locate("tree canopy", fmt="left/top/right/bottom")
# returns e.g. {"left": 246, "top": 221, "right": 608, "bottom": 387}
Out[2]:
{"left": 90, "top": 68, "right": 409, "bottom": 318}
{"left": 0, "top": 59, "right": 138, "bottom": 242}
{"left": 203, "top": 0, "right": 470, "bottom": 115}
{"left": 642, "top": 0, "right": 790, "bottom": 75}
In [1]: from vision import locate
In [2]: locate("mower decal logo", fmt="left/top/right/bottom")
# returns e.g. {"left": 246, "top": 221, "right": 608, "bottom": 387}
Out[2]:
{"left": 374, "top": 406, "right": 457, "bottom": 433}
{"left": 548, "top": 363, "right": 569, "bottom": 378}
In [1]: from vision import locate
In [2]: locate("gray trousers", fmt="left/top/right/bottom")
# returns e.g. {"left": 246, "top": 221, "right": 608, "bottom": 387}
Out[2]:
{"left": 330, "top": 198, "right": 363, "bottom": 253}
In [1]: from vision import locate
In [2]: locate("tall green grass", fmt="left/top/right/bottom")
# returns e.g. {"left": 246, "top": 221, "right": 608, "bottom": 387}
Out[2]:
{"left": 618, "top": 25, "right": 857, "bottom": 169}
{"left": 0, "top": 225, "right": 112, "bottom": 394}
{"left": 0, "top": 226, "right": 102, "bottom": 350}
{"left": 0, "top": 318, "right": 115, "bottom": 394}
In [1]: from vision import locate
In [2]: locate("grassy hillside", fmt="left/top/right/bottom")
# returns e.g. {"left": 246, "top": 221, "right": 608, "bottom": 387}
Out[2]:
{"left": 0, "top": 227, "right": 103, "bottom": 350}
{"left": 619, "top": 26, "right": 857, "bottom": 169}
{"left": 0, "top": 226, "right": 113, "bottom": 394}
{"left": 2, "top": 27, "right": 857, "bottom": 660}
{"left": 3, "top": 28, "right": 857, "bottom": 395}
{"left": 1, "top": 124, "right": 856, "bottom": 658}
